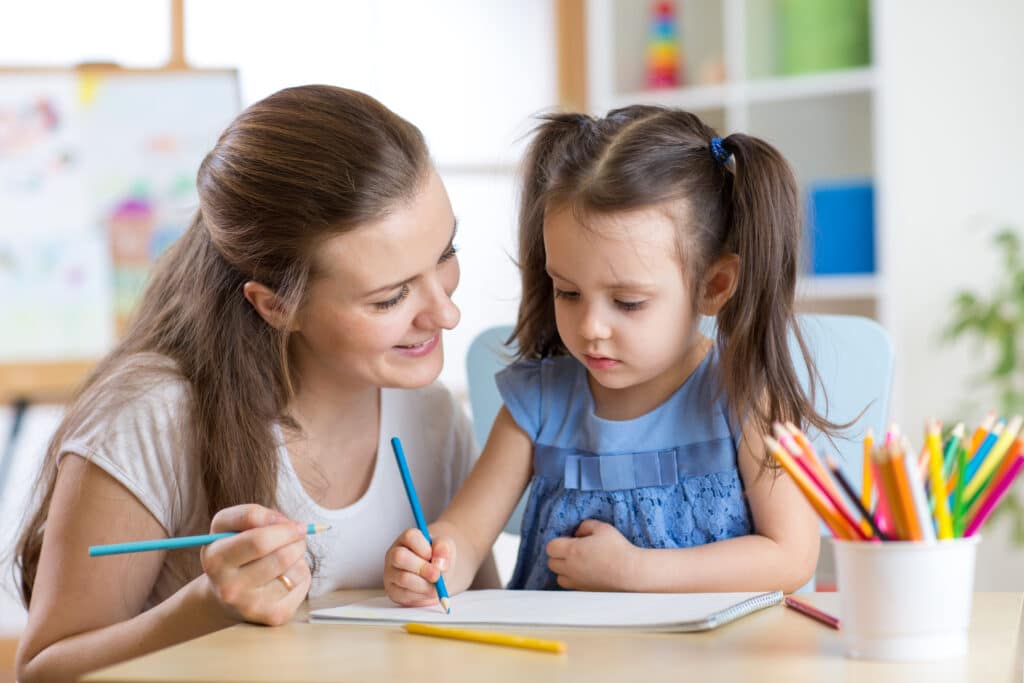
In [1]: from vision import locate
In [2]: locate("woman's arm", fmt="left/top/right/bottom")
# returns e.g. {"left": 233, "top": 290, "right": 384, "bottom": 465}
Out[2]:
{"left": 384, "top": 405, "right": 532, "bottom": 603}
{"left": 547, "top": 421, "right": 820, "bottom": 594}
{"left": 16, "top": 456, "right": 312, "bottom": 683}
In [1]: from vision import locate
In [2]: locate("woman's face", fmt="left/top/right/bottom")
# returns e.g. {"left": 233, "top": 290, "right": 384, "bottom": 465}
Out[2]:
{"left": 291, "top": 170, "right": 461, "bottom": 391}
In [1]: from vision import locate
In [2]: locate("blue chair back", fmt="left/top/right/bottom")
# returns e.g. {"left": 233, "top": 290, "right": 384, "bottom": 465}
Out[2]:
{"left": 465, "top": 314, "right": 894, "bottom": 535}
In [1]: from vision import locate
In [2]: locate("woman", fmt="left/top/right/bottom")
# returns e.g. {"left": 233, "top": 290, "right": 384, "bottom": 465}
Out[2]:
{"left": 14, "top": 84, "right": 497, "bottom": 683}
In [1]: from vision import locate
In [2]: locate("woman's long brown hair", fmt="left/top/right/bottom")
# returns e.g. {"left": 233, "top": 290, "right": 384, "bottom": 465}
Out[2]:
{"left": 512, "top": 105, "right": 844, "bottom": 467}
{"left": 15, "top": 85, "right": 430, "bottom": 605}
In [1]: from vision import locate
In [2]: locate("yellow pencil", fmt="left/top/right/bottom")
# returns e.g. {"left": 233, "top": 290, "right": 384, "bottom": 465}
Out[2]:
{"left": 404, "top": 622, "right": 567, "bottom": 654}
{"left": 861, "top": 428, "right": 874, "bottom": 537}
{"left": 926, "top": 419, "right": 954, "bottom": 539}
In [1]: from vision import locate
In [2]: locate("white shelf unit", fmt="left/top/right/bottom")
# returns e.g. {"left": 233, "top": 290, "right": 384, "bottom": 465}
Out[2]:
{"left": 585, "top": 0, "right": 880, "bottom": 318}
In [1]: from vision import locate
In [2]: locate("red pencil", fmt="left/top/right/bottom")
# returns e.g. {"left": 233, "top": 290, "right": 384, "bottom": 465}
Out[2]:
{"left": 784, "top": 596, "right": 840, "bottom": 630}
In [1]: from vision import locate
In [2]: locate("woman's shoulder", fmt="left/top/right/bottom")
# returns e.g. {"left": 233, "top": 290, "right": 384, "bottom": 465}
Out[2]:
{"left": 67, "top": 352, "right": 192, "bottom": 445}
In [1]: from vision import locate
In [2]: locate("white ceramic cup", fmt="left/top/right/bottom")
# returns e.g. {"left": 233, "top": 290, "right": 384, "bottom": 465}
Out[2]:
{"left": 831, "top": 536, "right": 979, "bottom": 661}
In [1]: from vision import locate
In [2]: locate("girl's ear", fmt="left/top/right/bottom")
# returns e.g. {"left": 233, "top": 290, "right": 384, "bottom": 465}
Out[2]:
{"left": 698, "top": 253, "right": 740, "bottom": 316}
{"left": 243, "top": 281, "right": 294, "bottom": 331}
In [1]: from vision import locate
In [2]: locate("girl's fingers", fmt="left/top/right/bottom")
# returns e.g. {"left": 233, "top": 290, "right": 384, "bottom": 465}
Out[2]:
{"left": 385, "top": 580, "right": 440, "bottom": 608}
{"left": 430, "top": 537, "right": 455, "bottom": 572}
{"left": 397, "top": 527, "right": 433, "bottom": 560}
{"left": 547, "top": 557, "right": 566, "bottom": 575}
{"left": 390, "top": 546, "right": 439, "bottom": 582}
{"left": 546, "top": 536, "right": 570, "bottom": 560}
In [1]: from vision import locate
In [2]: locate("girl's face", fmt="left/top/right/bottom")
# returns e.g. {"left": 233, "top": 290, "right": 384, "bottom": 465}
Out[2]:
{"left": 543, "top": 205, "right": 707, "bottom": 402}
{"left": 291, "top": 170, "right": 460, "bottom": 391}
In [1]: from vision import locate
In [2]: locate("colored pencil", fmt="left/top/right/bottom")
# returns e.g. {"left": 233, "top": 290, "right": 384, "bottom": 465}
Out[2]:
{"left": 88, "top": 523, "right": 331, "bottom": 557}
{"left": 390, "top": 436, "right": 451, "bottom": 614}
{"left": 903, "top": 436, "right": 936, "bottom": 542}
{"left": 948, "top": 415, "right": 996, "bottom": 497}
{"left": 784, "top": 596, "right": 840, "bottom": 629}
{"left": 826, "top": 456, "right": 888, "bottom": 540}
{"left": 942, "top": 423, "right": 965, "bottom": 480}
{"left": 784, "top": 422, "right": 852, "bottom": 505}
{"left": 873, "top": 445, "right": 906, "bottom": 539}
{"left": 968, "top": 413, "right": 997, "bottom": 455}
{"left": 963, "top": 437, "right": 1024, "bottom": 522}
{"left": 764, "top": 436, "right": 851, "bottom": 539}
{"left": 860, "top": 428, "right": 875, "bottom": 536}
{"left": 779, "top": 423, "right": 859, "bottom": 523}
{"left": 926, "top": 419, "right": 954, "bottom": 539}
{"left": 953, "top": 442, "right": 970, "bottom": 537}
{"left": 963, "top": 416, "right": 1022, "bottom": 503}
{"left": 405, "top": 623, "right": 567, "bottom": 654}
{"left": 870, "top": 455, "right": 897, "bottom": 538}
{"left": 773, "top": 428, "right": 864, "bottom": 539}
{"left": 793, "top": 452, "right": 870, "bottom": 541}
{"left": 964, "top": 454, "right": 1024, "bottom": 537}
{"left": 887, "top": 439, "right": 922, "bottom": 540}
{"left": 964, "top": 420, "right": 1004, "bottom": 483}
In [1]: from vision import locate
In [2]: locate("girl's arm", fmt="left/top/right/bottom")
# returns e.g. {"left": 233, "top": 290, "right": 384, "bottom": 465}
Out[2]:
{"left": 16, "top": 456, "right": 311, "bottom": 683}
{"left": 548, "top": 420, "right": 820, "bottom": 594}
{"left": 384, "top": 405, "right": 532, "bottom": 604}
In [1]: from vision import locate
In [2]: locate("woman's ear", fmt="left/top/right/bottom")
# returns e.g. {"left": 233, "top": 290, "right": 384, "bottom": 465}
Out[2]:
{"left": 243, "top": 281, "right": 293, "bottom": 330}
{"left": 698, "top": 254, "right": 740, "bottom": 316}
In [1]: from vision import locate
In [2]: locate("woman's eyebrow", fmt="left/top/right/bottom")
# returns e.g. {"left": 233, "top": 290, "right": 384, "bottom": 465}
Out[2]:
{"left": 363, "top": 219, "right": 458, "bottom": 297}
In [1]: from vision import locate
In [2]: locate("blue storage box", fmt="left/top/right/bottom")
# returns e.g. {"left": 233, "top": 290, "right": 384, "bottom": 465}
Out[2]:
{"left": 806, "top": 180, "right": 875, "bottom": 275}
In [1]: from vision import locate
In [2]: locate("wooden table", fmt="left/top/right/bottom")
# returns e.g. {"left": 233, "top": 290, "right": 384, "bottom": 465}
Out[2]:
{"left": 85, "top": 592, "right": 1024, "bottom": 683}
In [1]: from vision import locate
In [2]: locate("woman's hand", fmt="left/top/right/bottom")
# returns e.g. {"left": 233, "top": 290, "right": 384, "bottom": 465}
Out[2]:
{"left": 383, "top": 527, "right": 455, "bottom": 606}
{"left": 546, "top": 519, "right": 640, "bottom": 591}
{"left": 199, "top": 504, "right": 312, "bottom": 626}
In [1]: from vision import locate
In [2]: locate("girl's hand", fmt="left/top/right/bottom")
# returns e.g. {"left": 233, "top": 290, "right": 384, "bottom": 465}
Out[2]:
{"left": 384, "top": 527, "right": 454, "bottom": 606}
{"left": 546, "top": 519, "right": 640, "bottom": 591}
{"left": 199, "top": 504, "right": 312, "bottom": 626}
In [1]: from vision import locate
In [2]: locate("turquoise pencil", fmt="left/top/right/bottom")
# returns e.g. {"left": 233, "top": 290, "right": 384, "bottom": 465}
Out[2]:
{"left": 390, "top": 436, "right": 451, "bottom": 614}
{"left": 89, "top": 523, "right": 330, "bottom": 557}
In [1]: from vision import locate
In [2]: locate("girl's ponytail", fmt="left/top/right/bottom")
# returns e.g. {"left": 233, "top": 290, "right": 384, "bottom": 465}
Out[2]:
{"left": 715, "top": 133, "right": 842, "bottom": 455}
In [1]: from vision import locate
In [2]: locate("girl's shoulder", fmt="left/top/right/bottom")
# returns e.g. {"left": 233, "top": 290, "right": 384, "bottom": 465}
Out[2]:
{"left": 495, "top": 355, "right": 583, "bottom": 440}
{"left": 497, "top": 354, "right": 580, "bottom": 389}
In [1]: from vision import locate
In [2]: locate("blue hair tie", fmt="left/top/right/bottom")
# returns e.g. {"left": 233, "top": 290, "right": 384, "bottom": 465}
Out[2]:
{"left": 710, "top": 137, "right": 731, "bottom": 165}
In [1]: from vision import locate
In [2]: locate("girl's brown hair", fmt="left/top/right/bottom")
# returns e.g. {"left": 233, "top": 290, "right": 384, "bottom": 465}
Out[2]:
{"left": 513, "top": 105, "right": 842, "bottom": 463}
{"left": 15, "top": 85, "right": 431, "bottom": 605}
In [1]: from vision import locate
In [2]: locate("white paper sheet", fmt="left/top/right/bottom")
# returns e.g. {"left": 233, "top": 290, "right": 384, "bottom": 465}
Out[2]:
{"left": 310, "top": 589, "right": 783, "bottom": 632}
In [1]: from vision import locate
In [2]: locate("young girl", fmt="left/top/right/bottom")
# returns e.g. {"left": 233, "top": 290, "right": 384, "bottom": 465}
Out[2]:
{"left": 14, "top": 85, "right": 496, "bottom": 683}
{"left": 384, "top": 105, "right": 840, "bottom": 603}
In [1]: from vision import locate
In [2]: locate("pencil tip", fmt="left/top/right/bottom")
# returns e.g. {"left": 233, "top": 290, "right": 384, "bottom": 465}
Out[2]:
{"left": 440, "top": 597, "right": 451, "bottom": 614}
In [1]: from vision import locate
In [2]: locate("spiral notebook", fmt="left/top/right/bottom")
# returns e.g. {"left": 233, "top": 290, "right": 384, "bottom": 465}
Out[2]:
{"left": 310, "top": 589, "right": 783, "bottom": 632}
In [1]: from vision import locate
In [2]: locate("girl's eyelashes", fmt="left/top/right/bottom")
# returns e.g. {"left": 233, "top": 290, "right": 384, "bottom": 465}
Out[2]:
{"left": 616, "top": 300, "right": 646, "bottom": 312}
{"left": 374, "top": 284, "right": 410, "bottom": 311}
{"left": 554, "top": 286, "right": 646, "bottom": 312}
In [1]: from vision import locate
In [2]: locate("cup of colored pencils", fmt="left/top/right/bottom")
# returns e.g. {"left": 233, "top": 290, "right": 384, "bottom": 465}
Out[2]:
{"left": 763, "top": 415, "right": 1023, "bottom": 661}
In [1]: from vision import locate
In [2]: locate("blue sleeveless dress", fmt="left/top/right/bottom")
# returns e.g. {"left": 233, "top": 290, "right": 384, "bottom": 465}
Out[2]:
{"left": 496, "top": 350, "right": 753, "bottom": 590}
